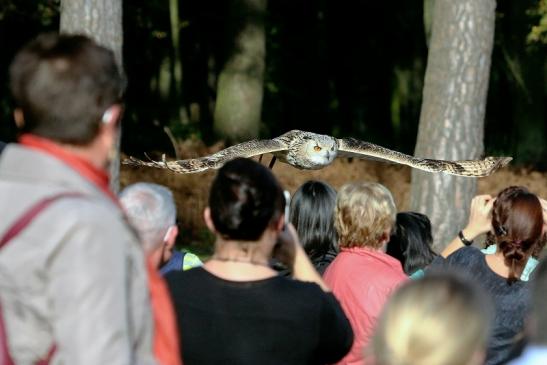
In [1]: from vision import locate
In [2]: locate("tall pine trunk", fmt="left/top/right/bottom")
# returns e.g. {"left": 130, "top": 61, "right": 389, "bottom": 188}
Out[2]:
{"left": 60, "top": 0, "right": 123, "bottom": 192}
{"left": 410, "top": 0, "right": 496, "bottom": 251}
{"left": 213, "top": 0, "right": 266, "bottom": 143}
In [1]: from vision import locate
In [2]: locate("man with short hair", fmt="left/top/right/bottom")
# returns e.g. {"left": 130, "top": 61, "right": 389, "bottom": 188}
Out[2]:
{"left": 120, "top": 182, "right": 203, "bottom": 365}
{"left": 0, "top": 34, "right": 155, "bottom": 364}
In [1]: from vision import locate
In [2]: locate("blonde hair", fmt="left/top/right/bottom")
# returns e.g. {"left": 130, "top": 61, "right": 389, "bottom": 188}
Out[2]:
{"left": 370, "top": 274, "right": 490, "bottom": 365}
{"left": 335, "top": 182, "right": 396, "bottom": 249}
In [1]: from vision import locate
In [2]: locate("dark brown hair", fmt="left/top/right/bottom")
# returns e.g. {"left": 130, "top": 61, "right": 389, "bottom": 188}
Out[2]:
{"left": 491, "top": 186, "right": 543, "bottom": 284}
{"left": 10, "top": 33, "right": 125, "bottom": 145}
{"left": 209, "top": 158, "right": 284, "bottom": 241}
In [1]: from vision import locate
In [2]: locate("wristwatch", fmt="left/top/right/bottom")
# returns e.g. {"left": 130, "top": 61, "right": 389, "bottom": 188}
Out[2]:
{"left": 458, "top": 230, "right": 474, "bottom": 246}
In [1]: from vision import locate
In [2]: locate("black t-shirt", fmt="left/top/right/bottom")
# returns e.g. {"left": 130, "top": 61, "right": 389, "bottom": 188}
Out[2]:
{"left": 166, "top": 267, "right": 353, "bottom": 365}
{"left": 429, "top": 247, "right": 530, "bottom": 365}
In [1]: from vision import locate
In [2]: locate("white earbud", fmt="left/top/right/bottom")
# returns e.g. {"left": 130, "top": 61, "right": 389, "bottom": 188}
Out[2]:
{"left": 102, "top": 108, "right": 114, "bottom": 124}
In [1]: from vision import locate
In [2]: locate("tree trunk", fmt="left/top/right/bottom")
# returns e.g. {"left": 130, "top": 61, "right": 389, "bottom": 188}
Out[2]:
{"left": 60, "top": 0, "right": 123, "bottom": 193}
{"left": 213, "top": 0, "right": 266, "bottom": 143}
{"left": 410, "top": 0, "right": 496, "bottom": 251}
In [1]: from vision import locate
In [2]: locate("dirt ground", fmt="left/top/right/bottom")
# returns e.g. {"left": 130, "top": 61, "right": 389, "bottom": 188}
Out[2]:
{"left": 121, "top": 142, "right": 547, "bottom": 255}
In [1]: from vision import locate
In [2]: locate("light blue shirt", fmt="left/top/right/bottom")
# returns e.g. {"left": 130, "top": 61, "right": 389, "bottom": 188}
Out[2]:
{"left": 508, "top": 346, "right": 547, "bottom": 365}
{"left": 481, "top": 245, "right": 538, "bottom": 281}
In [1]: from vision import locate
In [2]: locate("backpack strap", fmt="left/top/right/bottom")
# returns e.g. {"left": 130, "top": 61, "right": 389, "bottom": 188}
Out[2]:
{"left": 0, "top": 192, "right": 83, "bottom": 365}
{"left": 0, "top": 192, "right": 83, "bottom": 248}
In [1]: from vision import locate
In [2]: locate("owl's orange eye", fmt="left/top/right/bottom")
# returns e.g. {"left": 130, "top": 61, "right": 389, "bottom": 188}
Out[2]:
{"left": 314, "top": 146, "right": 322, "bottom": 152}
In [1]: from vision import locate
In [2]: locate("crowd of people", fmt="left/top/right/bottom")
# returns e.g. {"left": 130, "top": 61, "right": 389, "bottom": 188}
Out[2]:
{"left": 0, "top": 33, "right": 547, "bottom": 365}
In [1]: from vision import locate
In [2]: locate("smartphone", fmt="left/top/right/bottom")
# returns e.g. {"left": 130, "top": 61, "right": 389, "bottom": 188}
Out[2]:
{"left": 283, "top": 190, "right": 291, "bottom": 226}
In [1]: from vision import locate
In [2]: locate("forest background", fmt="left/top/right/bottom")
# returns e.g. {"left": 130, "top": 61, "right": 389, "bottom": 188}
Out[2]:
{"left": 0, "top": 0, "right": 546, "bottom": 255}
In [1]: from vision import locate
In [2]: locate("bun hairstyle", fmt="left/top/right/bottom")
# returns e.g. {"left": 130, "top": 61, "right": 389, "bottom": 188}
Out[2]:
{"left": 209, "top": 158, "right": 285, "bottom": 241}
{"left": 491, "top": 186, "right": 543, "bottom": 284}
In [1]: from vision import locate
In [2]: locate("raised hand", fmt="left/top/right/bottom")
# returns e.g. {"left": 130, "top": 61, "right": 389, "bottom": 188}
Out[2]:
{"left": 462, "top": 194, "right": 495, "bottom": 241}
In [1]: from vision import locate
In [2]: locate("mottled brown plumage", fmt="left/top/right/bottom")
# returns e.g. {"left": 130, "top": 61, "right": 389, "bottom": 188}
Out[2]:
{"left": 123, "top": 130, "right": 512, "bottom": 177}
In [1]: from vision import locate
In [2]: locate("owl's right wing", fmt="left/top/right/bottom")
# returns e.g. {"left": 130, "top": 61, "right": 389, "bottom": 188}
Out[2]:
{"left": 123, "top": 138, "right": 288, "bottom": 174}
{"left": 337, "top": 137, "right": 512, "bottom": 177}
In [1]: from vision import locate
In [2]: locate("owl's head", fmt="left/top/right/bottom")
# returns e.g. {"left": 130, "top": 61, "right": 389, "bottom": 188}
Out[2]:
{"left": 300, "top": 133, "right": 338, "bottom": 167}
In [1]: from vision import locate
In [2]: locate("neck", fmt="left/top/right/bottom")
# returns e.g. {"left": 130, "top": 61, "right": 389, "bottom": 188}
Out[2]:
{"left": 60, "top": 143, "right": 107, "bottom": 170}
{"left": 203, "top": 234, "right": 277, "bottom": 281}
{"left": 210, "top": 255, "right": 270, "bottom": 268}
{"left": 212, "top": 237, "right": 273, "bottom": 264}
{"left": 485, "top": 251, "right": 511, "bottom": 278}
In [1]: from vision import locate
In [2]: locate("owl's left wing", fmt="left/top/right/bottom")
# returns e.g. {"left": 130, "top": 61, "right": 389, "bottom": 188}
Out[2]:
{"left": 123, "top": 138, "right": 288, "bottom": 174}
{"left": 337, "top": 137, "right": 512, "bottom": 177}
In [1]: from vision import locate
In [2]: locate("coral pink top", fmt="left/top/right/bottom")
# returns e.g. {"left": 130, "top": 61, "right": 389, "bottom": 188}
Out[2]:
{"left": 324, "top": 247, "right": 407, "bottom": 365}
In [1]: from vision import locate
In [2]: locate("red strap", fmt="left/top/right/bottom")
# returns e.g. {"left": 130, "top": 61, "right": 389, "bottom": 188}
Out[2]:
{"left": 0, "top": 192, "right": 83, "bottom": 364}
{"left": 0, "top": 302, "right": 14, "bottom": 365}
{"left": 0, "top": 192, "right": 83, "bottom": 248}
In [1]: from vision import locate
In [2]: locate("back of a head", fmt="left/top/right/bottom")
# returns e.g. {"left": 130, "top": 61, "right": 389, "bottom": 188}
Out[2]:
{"left": 531, "top": 258, "right": 547, "bottom": 345}
{"left": 335, "top": 182, "right": 396, "bottom": 249}
{"left": 10, "top": 33, "right": 125, "bottom": 145}
{"left": 387, "top": 212, "right": 437, "bottom": 275}
{"left": 371, "top": 274, "right": 491, "bottom": 365}
{"left": 209, "top": 158, "right": 284, "bottom": 241}
{"left": 491, "top": 186, "right": 543, "bottom": 283}
{"left": 119, "top": 182, "right": 177, "bottom": 252}
{"left": 290, "top": 180, "right": 338, "bottom": 258}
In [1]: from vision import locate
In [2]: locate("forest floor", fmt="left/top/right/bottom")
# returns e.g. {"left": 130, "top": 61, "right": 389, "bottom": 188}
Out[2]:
{"left": 121, "top": 141, "right": 547, "bottom": 257}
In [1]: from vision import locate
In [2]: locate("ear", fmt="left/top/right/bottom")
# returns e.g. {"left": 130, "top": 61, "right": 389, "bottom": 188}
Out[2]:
{"left": 101, "top": 104, "right": 123, "bottom": 130}
{"left": 203, "top": 207, "right": 217, "bottom": 233}
{"left": 379, "top": 229, "right": 391, "bottom": 246}
{"left": 275, "top": 215, "right": 285, "bottom": 232}
{"left": 163, "top": 225, "right": 179, "bottom": 249}
{"left": 13, "top": 109, "right": 24, "bottom": 128}
{"left": 97, "top": 104, "right": 123, "bottom": 154}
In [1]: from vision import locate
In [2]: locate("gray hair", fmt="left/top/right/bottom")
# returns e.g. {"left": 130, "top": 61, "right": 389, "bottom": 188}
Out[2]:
{"left": 119, "top": 182, "right": 177, "bottom": 252}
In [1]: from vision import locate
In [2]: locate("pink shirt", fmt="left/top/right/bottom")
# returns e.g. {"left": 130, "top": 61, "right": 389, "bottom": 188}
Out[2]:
{"left": 324, "top": 247, "right": 407, "bottom": 365}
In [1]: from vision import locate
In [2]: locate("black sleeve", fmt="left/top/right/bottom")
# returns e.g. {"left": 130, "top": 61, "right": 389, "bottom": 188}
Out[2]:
{"left": 316, "top": 292, "right": 354, "bottom": 364}
{"left": 426, "top": 246, "right": 481, "bottom": 276}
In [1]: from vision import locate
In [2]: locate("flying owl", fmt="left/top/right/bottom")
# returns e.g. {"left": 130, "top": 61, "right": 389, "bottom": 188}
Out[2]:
{"left": 123, "top": 130, "right": 511, "bottom": 177}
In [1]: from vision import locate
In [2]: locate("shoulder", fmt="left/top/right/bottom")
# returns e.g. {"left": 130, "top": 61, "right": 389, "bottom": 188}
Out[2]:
{"left": 429, "top": 246, "right": 483, "bottom": 271}
{"left": 165, "top": 266, "right": 209, "bottom": 292}
{"left": 447, "top": 246, "right": 483, "bottom": 263}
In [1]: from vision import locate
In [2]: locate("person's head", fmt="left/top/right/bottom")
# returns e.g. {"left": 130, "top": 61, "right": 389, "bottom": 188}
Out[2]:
{"left": 10, "top": 33, "right": 124, "bottom": 166}
{"left": 491, "top": 186, "right": 543, "bottom": 283}
{"left": 290, "top": 180, "right": 338, "bottom": 258}
{"left": 335, "top": 182, "right": 396, "bottom": 249}
{"left": 387, "top": 212, "right": 437, "bottom": 275}
{"left": 530, "top": 258, "right": 547, "bottom": 345}
{"left": 119, "top": 183, "right": 178, "bottom": 267}
{"left": 204, "top": 158, "right": 285, "bottom": 243}
{"left": 371, "top": 274, "right": 491, "bottom": 365}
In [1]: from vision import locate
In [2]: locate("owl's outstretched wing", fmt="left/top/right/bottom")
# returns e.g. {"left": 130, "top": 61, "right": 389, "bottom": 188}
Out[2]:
{"left": 337, "top": 137, "right": 512, "bottom": 177}
{"left": 123, "top": 138, "right": 288, "bottom": 174}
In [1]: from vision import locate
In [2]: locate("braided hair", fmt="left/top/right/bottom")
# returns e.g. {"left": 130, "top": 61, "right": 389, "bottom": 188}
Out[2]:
{"left": 491, "top": 186, "right": 543, "bottom": 284}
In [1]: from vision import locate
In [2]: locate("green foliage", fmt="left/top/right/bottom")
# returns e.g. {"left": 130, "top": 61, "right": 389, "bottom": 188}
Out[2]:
{"left": 0, "top": 0, "right": 545, "bottom": 168}
{"left": 527, "top": 0, "right": 547, "bottom": 44}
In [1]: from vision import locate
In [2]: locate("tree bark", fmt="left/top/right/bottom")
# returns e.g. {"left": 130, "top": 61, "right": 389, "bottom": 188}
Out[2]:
{"left": 213, "top": 0, "right": 266, "bottom": 143}
{"left": 60, "top": 0, "right": 123, "bottom": 192}
{"left": 410, "top": 0, "right": 496, "bottom": 251}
